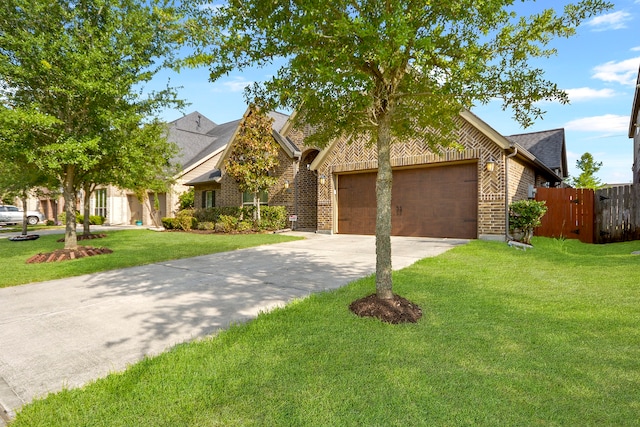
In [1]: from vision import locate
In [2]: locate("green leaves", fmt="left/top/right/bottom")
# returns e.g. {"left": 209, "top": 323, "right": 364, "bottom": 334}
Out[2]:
{"left": 570, "top": 152, "right": 604, "bottom": 189}
{"left": 225, "top": 107, "right": 279, "bottom": 195}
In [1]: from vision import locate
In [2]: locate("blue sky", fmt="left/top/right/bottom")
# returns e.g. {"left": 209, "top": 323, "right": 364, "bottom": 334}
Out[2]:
{"left": 152, "top": 0, "right": 640, "bottom": 184}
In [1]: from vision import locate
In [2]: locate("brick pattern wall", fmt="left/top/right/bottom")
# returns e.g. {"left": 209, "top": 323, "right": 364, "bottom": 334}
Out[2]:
{"left": 218, "top": 173, "right": 242, "bottom": 207}
{"left": 507, "top": 158, "right": 535, "bottom": 204}
{"left": 267, "top": 147, "right": 295, "bottom": 214}
{"left": 296, "top": 150, "right": 319, "bottom": 230}
{"left": 216, "top": 145, "right": 296, "bottom": 212}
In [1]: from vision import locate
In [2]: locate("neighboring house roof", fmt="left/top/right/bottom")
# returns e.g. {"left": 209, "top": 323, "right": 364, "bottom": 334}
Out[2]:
{"left": 506, "top": 128, "right": 567, "bottom": 178}
{"left": 185, "top": 169, "right": 222, "bottom": 186}
{"left": 181, "top": 107, "right": 296, "bottom": 186}
{"left": 167, "top": 111, "right": 242, "bottom": 177}
{"left": 215, "top": 108, "right": 296, "bottom": 170}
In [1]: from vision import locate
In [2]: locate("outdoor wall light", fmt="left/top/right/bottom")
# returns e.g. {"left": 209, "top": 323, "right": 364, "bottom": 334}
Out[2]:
{"left": 284, "top": 180, "right": 289, "bottom": 190}
{"left": 486, "top": 157, "right": 496, "bottom": 172}
{"left": 319, "top": 174, "right": 327, "bottom": 186}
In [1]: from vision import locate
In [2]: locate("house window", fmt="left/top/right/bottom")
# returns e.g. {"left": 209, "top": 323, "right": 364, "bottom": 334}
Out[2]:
{"left": 202, "top": 190, "right": 215, "bottom": 208}
{"left": 95, "top": 189, "right": 107, "bottom": 217}
{"left": 242, "top": 190, "right": 268, "bottom": 206}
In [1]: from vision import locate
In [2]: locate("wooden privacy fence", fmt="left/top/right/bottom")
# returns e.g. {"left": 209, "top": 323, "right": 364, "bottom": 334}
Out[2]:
{"left": 535, "top": 187, "right": 594, "bottom": 243}
{"left": 534, "top": 185, "right": 640, "bottom": 244}
{"left": 595, "top": 185, "right": 640, "bottom": 243}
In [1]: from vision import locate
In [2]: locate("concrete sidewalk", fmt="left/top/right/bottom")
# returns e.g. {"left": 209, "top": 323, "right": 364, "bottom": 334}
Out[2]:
{"left": 0, "top": 233, "right": 467, "bottom": 423}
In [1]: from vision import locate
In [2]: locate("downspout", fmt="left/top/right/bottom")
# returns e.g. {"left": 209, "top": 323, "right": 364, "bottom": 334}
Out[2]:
{"left": 505, "top": 145, "right": 518, "bottom": 241}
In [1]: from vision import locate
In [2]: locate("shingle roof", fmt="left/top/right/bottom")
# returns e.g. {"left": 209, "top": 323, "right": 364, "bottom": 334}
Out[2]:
{"left": 267, "top": 110, "right": 290, "bottom": 133}
{"left": 169, "top": 109, "right": 294, "bottom": 181}
{"left": 185, "top": 169, "right": 222, "bottom": 185}
{"left": 506, "top": 128, "right": 567, "bottom": 177}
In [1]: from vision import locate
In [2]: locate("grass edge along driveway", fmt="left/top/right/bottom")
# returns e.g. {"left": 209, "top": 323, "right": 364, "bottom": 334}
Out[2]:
{"left": 0, "top": 229, "right": 301, "bottom": 288}
{"left": 11, "top": 237, "right": 640, "bottom": 426}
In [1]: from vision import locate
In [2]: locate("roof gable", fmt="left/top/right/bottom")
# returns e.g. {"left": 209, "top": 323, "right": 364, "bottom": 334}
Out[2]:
{"left": 506, "top": 128, "right": 567, "bottom": 177}
{"left": 216, "top": 107, "right": 298, "bottom": 170}
{"left": 169, "top": 111, "right": 217, "bottom": 134}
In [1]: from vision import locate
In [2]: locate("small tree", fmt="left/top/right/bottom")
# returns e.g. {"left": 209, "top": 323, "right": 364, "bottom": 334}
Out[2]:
{"left": 178, "top": 188, "right": 195, "bottom": 210}
{"left": 509, "top": 200, "right": 548, "bottom": 245}
{"left": 225, "top": 108, "right": 279, "bottom": 222}
{"left": 569, "top": 152, "right": 604, "bottom": 189}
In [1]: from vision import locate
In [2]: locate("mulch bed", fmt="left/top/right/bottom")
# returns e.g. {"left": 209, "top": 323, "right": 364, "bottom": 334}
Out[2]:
{"left": 349, "top": 294, "right": 423, "bottom": 324}
{"left": 26, "top": 234, "right": 111, "bottom": 263}
{"left": 26, "top": 246, "right": 113, "bottom": 263}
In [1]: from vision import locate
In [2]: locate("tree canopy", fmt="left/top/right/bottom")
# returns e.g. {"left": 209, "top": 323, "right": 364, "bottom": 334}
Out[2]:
{"left": 570, "top": 152, "right": 604, "bottom": 189}
{"left": 225, "top": 108, "right": 279, "bottom": 221}
{"left": 0, "top": 0, "right": 184, "bottom": 248}
{"left": 185, "top": 0, "right": 612, "bottom": 301}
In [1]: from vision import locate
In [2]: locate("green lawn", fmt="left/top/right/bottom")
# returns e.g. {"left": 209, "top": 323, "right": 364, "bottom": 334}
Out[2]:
{"left": 11, "top": 237, "right": 640, "bottom": 426}
{"left": 0, "top": 229, "right": 300, "bottom": 288}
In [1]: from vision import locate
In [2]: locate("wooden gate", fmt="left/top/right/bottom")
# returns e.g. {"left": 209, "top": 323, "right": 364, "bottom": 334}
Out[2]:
{"left": 535, "top": 187, "right": 594, "bottom": 243}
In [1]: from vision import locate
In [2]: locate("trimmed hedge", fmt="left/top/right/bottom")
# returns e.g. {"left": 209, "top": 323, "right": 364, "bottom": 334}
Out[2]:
{"left": 58, "top": 212, "right": 106, "bottom": 225}
{"left": 164, "top": 205, "right": 289, "bottom": 233}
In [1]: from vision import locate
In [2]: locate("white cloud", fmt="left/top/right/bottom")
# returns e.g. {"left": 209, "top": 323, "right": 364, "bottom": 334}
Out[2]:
{"left": 585, "top": 11, "right": 632, "bottom": 31}
{"left": 592, "top": 57, "right": 640, "bottom": 86}
{"left": 632, "top": 46, "right": 640, "bottom": 52}
{"left": 564, "top": 114, "right": 628, "bottom": 133}
{"left": 213, "top": 76, "right": 253, "bottom": 93}
{"left": 565, "top": 87, "right": 617, "bottom": 102}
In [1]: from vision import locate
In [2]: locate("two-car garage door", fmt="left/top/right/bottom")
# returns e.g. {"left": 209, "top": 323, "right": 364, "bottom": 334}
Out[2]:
{"left": 337, "top": 163, "right": 478, "bottom": 239}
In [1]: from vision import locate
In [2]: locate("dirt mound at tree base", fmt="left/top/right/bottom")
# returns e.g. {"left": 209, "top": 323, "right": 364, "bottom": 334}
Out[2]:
{"left": 26, "top": 246, "right": 113, "bottom": 263}
{"left": 349, "top": 294, "right": 423, "bottom": 324}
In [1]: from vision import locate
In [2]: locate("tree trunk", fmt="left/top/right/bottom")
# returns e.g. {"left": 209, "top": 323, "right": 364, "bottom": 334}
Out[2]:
{"left": 253, "top": 192, "right": 260, "bottom": 221}
{"left": 63, "top": 167, "right": 78, "bottom": 249}
{"left": 20, "top": 194, "right": 28, "bottom": 236}
{"left": 82, "top": 182, "right": 91, "bottom": 236}
{"left": 375, "top": 112, "right": 393, "bottom": 300}
{"left": 143, "top": 192, "right": 162, "bottom": 228}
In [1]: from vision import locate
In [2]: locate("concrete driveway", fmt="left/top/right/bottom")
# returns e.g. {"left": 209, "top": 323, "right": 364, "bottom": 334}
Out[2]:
{"left": 0, "top": 232, "right": 467, "bottom": 422}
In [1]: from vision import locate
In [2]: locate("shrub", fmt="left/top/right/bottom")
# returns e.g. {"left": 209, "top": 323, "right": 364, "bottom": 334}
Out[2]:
{"left": 258, "top": 206, "right": 288, "bottom": 231}
{"left": 509, "top": 199, "right": 548, "bottom": 245}
{"left": 237, "top": 220, "right": 254, "bottom": 232}
{"left": 175, "top": 209, "right": 197, "bottom": 231}
{"left": 75, "top": 215, "right": 105, "bottom": 225}
{"left": 161, "top": 217, "right": 176, "bottom": 229}
{"left": 45, "top": 219, "right": 55, "bottom": 226}
{"left": 193, "top": 207, "right": 244, "bottom": 223}
{"left": 198, "top": 221, "right": 215, "bottom": 231}
{"left": 216, "top": 215, "right": 238, "bottom": 233}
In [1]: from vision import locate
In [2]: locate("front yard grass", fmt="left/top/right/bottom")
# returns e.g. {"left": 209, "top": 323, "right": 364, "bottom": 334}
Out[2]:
{"left": 12, "top": 237, "right": 640, "bottom": 426}
{"left": 0, "top": 229, "right": 300, "bottom": 288}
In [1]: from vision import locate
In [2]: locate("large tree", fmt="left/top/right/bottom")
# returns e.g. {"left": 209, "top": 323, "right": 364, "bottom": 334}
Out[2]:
{"left": 570, "top": 152, "right": 604, "bottom": 189}
{"left": 0, "top": 0, "right": 183, "bottom": 249}
{"left": 185, "top": 0, "right": 611, "bottom": 301}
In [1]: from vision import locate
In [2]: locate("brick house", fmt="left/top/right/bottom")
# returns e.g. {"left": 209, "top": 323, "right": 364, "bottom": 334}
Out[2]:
{"left": 187, "top": 107, "right": 567, "bottom": 240}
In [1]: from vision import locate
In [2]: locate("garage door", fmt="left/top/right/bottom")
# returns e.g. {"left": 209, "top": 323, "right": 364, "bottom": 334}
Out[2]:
{"left": 337, "top": 163, "right": 478, "bottom": 238}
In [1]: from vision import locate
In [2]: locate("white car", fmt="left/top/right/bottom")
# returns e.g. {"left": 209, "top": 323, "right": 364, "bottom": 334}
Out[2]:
{"left": 0, "top": 205, "right": 45, "bottom": 225}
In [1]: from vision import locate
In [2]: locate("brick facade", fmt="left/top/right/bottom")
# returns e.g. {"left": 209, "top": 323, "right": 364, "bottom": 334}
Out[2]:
{"left": 310, "top": 118, "right": 535, "bottom": 238}
{"left": 192, "top": 112, "right": 546, "bottom": 240}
